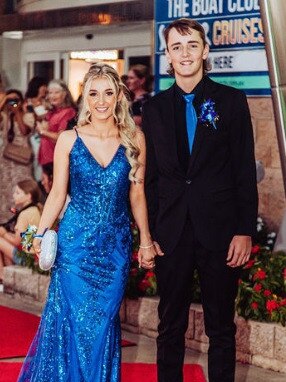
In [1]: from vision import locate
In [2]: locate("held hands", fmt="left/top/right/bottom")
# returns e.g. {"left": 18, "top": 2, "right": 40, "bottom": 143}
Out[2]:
{"left": 138, "top": 241, "right": 164, "bottom": 269}
{"left": 227, "top": 235, "right": 252, "bottom": 267}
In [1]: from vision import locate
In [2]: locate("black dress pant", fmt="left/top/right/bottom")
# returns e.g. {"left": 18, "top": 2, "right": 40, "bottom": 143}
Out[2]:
{"left": 155, "top": 219, "right": 240, "bottom": 382}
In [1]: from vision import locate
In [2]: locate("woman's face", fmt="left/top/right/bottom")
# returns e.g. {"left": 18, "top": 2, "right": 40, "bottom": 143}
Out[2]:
{"left": 87, "top": 77, "right": 117, "bottom": 123}
{"left": 41, "top": 173, "right": 53, "bottom": 194}
{"left": 48, "top": 86, "right": 66, "bottom": 108}
{"left": 13, "top": 185, "right": 31, "bottom": 207}
{"left": 127, "top": 70, "right": 145, "bottom": 93}
{"left": 38, "top": 85, "right": 47, "bottom": 99}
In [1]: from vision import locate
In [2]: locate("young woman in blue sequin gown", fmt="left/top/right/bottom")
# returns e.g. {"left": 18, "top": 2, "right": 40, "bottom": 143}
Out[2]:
{"left": 18, "top": 63, "right": 158, "bottom": 382}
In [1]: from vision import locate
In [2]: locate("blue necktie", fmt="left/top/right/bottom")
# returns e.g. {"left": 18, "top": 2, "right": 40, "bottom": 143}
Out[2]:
{"left": 183, "top": 94, "right": 197, "bottom": 153}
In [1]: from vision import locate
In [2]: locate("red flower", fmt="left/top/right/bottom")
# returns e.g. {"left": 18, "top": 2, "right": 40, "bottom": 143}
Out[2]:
{"left": 266, "top": 300, "right": 279, "bottom": 313}
{"left": 138, "top": 279, "right": 151, "bottom": 292}
{"left": 245, "top": 259, "right": 255, "bottom": 269}
{"left": 251, "top": 302, "right": 259, "bottom": 310}
{"left": 253, "top": 283, "right": 262, "bottom": 292}
{"left": 145, "top": 271, "right": 155, "bottom": 279}
{"left": 283, "top": 268, "right": 286, "bottom": 279}
{"left": 280, "top": 299, "right": 286, "bottom": 306}
{"left": 263, "top": 290, "right": 272, "bottom": 297}
{"left": 251, "top": 245, "right": 260, "bottom": 254}
{"left": 238, "top": 279, "right": 242, "bottom": 285}
{"left": 253, "top": 269, "right": 266, "bottom": 281}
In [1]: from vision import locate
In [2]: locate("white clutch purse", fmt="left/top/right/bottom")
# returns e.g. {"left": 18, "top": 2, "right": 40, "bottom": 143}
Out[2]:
{"left": 39, "top": 230, "right": 58, "bottom": 271}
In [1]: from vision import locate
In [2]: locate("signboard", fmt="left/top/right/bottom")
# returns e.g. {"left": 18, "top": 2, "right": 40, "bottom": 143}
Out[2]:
{"left": 155, "top": 0, "right": 270, "bottom": 96}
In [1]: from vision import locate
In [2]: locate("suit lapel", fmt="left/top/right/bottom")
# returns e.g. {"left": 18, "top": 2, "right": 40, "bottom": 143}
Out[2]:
{"left": 188, "top": 121, "right": 205, "bottom": 171}
{"left": 160, "top": 85, "right": 183, "bottom": 172}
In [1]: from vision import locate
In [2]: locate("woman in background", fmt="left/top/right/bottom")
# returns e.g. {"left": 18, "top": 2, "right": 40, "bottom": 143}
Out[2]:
{"left": 0, "top": 90, "right": 32, "bottom": 222}
{"left": 37, "top": 79, "right": 76, "bottom": 165}
{"left": 127, "top": 64, "right": 153, "bottom": 127}
{"left": 0, "top": 179, "right": 42, "bottom": 280}
{"left": 23, "top": 76, "right": 49, "bottom": 181}
{"left": 24, "top": 76, "right": 48, "bottom": 113}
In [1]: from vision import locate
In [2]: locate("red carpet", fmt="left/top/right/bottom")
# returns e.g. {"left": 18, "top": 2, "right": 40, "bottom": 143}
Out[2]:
{"left": 0, "top": 362, "right": 22, "bottom": 382}
{"left": 0, "top": 362, "right": 206, "bottom": 382}
{"left": 122, "top": 363, "right": 206, "bottom": 381}
{"left": 0, "top": 306, "right": 40, "bottom": 359}
{"left": 0, "top": 306, "right": 135, "bottom": 359}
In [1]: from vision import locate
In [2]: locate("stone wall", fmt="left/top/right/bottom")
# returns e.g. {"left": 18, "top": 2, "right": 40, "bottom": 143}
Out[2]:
{"left": 3, "top": 266, "right": 286, "bottom": 373}
{"left": 121, "top": 297, "right": 286, "bottom": 374}
{"left": 3, "top": 266, "right": 50, "bottom": 304}
{"left": 249, "top": 98, "right": 285, "bottom": 229}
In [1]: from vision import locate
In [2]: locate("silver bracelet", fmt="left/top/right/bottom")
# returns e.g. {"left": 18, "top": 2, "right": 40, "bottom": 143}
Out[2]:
{"left": 139, "top": 243, "right": 154, "bottom": 249}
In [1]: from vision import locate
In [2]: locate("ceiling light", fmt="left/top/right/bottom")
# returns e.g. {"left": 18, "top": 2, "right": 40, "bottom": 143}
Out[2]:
{"left": 2, "top": 31, "right": 23, "bottom": 39}
{"left": 70, "top": 50, "right": 118, "bottom": 61}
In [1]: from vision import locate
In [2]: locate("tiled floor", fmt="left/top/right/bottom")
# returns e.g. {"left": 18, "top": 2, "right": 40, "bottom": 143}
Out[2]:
{"left": 0, "top": 292, "right": 285, "bottom": 382}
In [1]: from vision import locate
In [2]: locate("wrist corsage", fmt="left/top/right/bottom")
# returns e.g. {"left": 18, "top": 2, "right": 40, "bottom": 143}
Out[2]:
{"left": 21, "top": 225, "right": 58, "bottom": 271}
{"left": 20, "top": 225, "right": 38, "bottom": 251}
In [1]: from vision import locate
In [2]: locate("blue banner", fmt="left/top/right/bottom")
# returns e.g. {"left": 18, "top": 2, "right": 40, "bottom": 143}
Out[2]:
{"left": 154, "top": 0, "right": 270, "bottom": 96}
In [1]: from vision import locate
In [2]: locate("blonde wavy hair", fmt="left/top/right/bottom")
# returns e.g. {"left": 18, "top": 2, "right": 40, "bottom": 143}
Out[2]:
{"left": 78, "top": 62, "right": 141, "bottom": 182}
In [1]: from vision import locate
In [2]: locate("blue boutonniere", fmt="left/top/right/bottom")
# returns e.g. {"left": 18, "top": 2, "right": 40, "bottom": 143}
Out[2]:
{"left": 199, "top": 99, "right": 219, "bottom": 129}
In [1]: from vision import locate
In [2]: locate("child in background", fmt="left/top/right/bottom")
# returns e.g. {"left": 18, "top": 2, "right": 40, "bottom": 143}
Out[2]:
{"left": 0, "top": 179, "right": 42, "bottom": 280}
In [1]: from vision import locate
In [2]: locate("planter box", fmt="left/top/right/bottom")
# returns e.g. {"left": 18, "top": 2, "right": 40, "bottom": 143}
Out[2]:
{"left": 3, "top": 266, "right": 286, "bottom": 373}
{"left": 121, "top": 297, "right": 286, "bottom": 373}
{"left": 3, "top": 265, "right": 50, "bottom": 305}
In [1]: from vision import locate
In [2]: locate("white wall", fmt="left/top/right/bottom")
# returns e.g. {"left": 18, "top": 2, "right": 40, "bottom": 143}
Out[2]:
{"left": 1, "top": 38, "right": 22, "bottom": 90}
{"left": 0, "top": 21, "right": 151, "bottom": 94}
{"left": 20, "top": 22, "right": 152, "bottom": 90}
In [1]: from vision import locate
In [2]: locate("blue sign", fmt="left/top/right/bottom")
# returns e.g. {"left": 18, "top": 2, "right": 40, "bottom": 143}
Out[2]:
{"left": 154, "top": 0, "right": 270, "bottom": 96}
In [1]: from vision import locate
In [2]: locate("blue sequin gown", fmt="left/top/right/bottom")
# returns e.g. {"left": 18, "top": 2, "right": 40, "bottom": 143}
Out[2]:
{"left": 18, "top": 134, "right": 132, "bottom": 382}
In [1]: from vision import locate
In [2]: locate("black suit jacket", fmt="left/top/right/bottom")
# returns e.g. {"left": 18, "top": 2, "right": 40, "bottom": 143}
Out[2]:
{"left": 142, "top": 76, "right": 258, "bottom": 254}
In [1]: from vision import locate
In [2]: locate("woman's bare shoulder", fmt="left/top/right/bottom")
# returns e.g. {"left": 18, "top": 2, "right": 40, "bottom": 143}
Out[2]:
{"left": 56, "top": 129, "right": 78, "bottom": 152}
{"left": 60, "top": 128, "right": 78, "bottom": 138}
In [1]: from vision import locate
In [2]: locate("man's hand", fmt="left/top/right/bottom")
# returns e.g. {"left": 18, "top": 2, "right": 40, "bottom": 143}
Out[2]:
{"left": 153, "top": 241, "right": 164, "bottom": 257}
{"left": 227, "top": 235, "right": 252, "bottom": 267}
{"left": 139, "top": 241, "right": 164, "bottom": 269}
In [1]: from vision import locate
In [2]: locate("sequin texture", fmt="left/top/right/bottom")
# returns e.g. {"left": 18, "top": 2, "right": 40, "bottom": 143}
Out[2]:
{"left": 18, "top": 136, "right": 132, "bottom": 382}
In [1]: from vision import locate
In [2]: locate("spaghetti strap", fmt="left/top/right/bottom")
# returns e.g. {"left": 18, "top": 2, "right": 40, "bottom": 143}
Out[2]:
{"left": 74, "top": 127, "right": 79, "bottom": 137}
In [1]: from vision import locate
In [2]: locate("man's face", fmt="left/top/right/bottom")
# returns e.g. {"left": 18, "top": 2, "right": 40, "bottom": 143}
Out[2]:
{"left": 165, "top": 27, "right": 209, "bottom": 80}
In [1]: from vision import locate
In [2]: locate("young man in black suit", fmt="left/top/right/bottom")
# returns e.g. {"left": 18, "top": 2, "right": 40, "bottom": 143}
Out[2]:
{"left": 141, "top": 18, "right": 258, "bottom": 382}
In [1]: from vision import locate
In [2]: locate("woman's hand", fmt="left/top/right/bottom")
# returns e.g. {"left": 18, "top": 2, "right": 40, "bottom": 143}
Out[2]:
{"left": 138, "top": 245, "right": 157, "bottom": 269}
{"left": 33, "top": 238, "right": 42, "bottom": 259}
{"left": 138, "top": 241, "right": 164, "bottom": 269}
{"left": 36, "top": 120, "right": 48, "bottom": 135}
